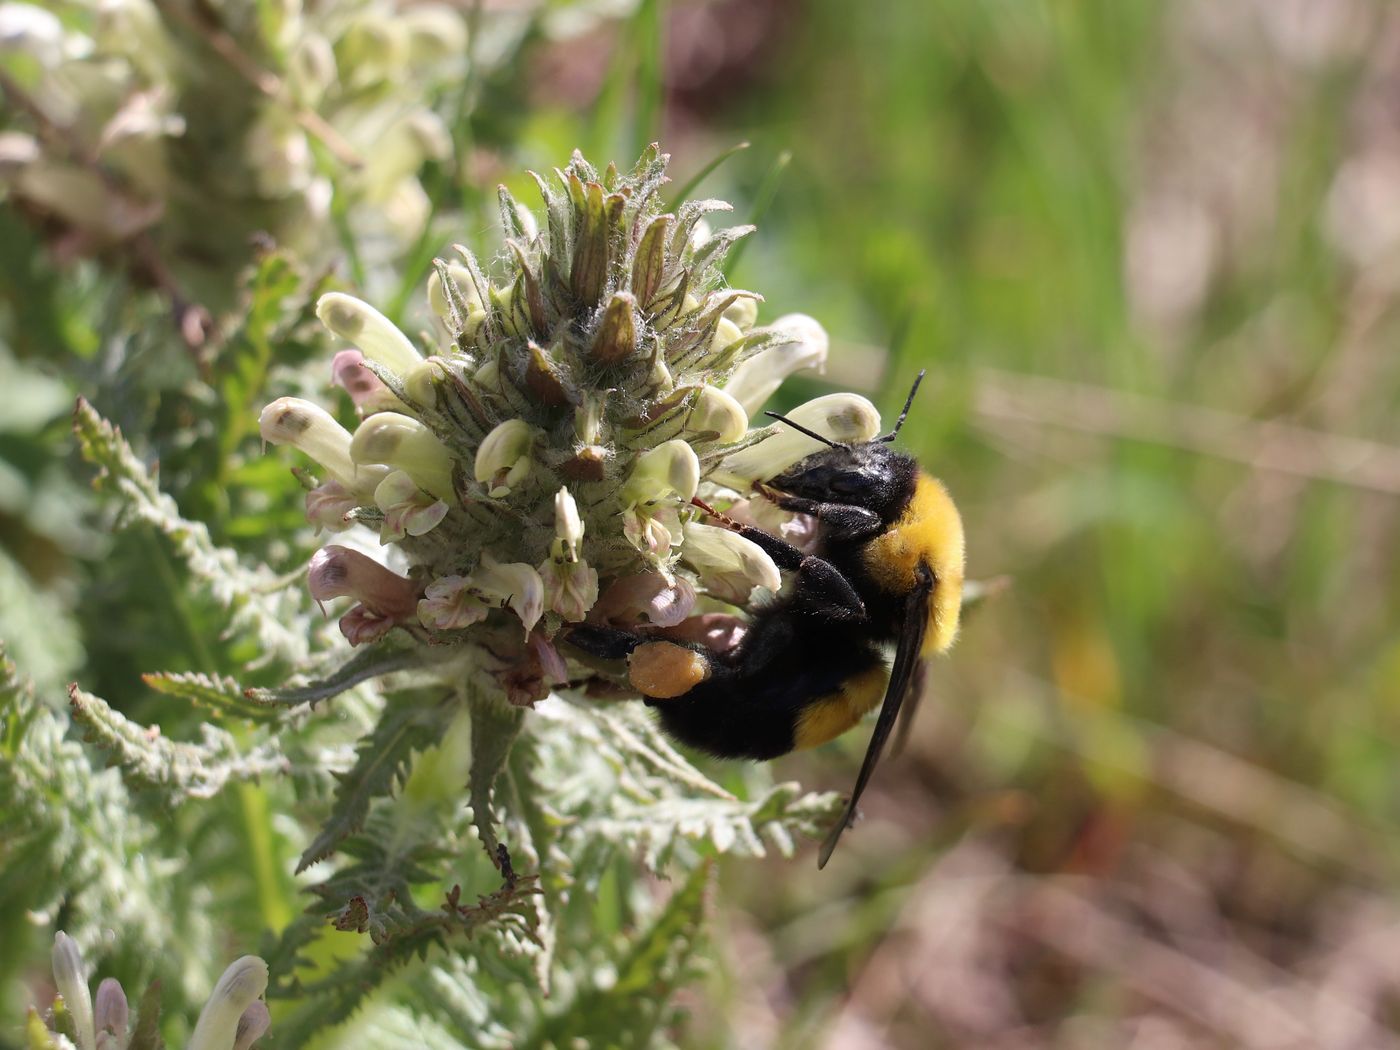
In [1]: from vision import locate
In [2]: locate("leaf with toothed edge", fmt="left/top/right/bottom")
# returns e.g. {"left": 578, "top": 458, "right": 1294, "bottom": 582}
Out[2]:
{"left": 297, "top": 689, "right": 460, "bottom": 872}
{"left": 244, "top": 642, "right": 419, "bottom": 709}
{"left": 68, "top": 683, "right": 289, "bottom": 801}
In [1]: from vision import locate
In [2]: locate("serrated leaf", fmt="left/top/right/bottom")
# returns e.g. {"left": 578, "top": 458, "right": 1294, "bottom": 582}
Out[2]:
{"left": 72, "top": 399, "right": 309, "bottom": 665}
{"left": 68, "top": 683, "right": 288, "bottom": 801}
{"left": 519, "top": 863, "right": 712, "bottom": 1050}
{"left": 243, "top": 642, "right": 418, "bottom": 709}
{"left": 467, "top": 687, "right": 525, "bottom": 863}
{"left": 141, "top": 671, "right": 283, "bottom": 723}
{"left": 297, "top": 690, "right": 458, "bottom": 872}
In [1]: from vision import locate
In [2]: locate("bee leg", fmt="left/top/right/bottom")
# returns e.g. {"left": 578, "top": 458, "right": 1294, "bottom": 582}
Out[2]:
{"left": 790, "top": 556, "right": 868, "bottom": 622}
{"left": 729, "top": 522, "right": 807, "bottom": 571}
{"left": 762, "top": 495, "right": 884, "bottom": 543}
{"left": 726, "top": 519, "right": 866, "bottom": 621}
{"left": 562, "top": 623, "right": 647, "bottom": 660}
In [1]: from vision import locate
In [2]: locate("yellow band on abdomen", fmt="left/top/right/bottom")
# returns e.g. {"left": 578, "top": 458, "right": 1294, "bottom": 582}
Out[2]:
{"left": 793, "top": 664, "right": 889, "bottom": 750}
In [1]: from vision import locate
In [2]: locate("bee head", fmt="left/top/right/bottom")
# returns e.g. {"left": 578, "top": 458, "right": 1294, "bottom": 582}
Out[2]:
{"left": 768, "top": 441, "right": 916, "bottom": 523}
{"left": 763, "top": 370, "right": 926, "bottom": 523}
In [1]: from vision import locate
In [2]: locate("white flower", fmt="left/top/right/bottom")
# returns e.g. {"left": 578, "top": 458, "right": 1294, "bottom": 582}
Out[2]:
{"left": 472, "top": 555, "right": 545, "bottom": 637}
{"left": 623, "top": 503, "right": 683, "bottom": 563}
{"left": 621, "top": 439, "right": 700, "bottom": 505}
{"left": 711, "top": 392, "right": 881, "bottom": 486}
{"left": 418, "top": 557, "right": 544, "bottom": 637}
{"left": 417, "top": 574, "right": 490, "bottom": 630}
{"left": 539, "top": 555, "right": 599, "bottom": 622}
{"left": 473, "top": 418, "right": 536, "bottom": 497}
{"left": 304, "top": 480, "right": 358, "bottom": 532}
{"left": 374, "top": 470, "right": 449, "bottom": 542}
{"left": 680, "top": 521, "right": 782, "bottom": 605}
{"left": 259, "top": 396, "right": 387, "bottom": 498}
{"left": 187, "top": 956, "right": 268, "bottom": 1050}
{"left": 316, "top": 292, "right": 424, "bottom": 376}
{"left": 349, "top": 411, "right": 454, "bottom": 500}
{"left": 723, "top": 313, "right": 829, "bottom": 414}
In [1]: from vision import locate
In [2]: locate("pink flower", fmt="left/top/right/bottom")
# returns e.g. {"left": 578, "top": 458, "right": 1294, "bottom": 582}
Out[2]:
{"left": 590, "top": 572, "right": 696, "bottom": 628}
{"left": 660, "top": 613, "right": 748, "bottom": 653}
{"left": 374, "top": 470, "right": 449, "bottom": 543}
{"left": 416, "top": 575, "right": 489, "bottom": 630}
{"left": 331, "top": 349, "right": 390, "bottom": 408}
{"left": 307, "top": 546, "right": 419, "bottom": 643}
{"left": 305, "top": 480, "right": 357, "bottom": 531}
{"left": 539, "top": 555, "right": 599, "bottom": 622}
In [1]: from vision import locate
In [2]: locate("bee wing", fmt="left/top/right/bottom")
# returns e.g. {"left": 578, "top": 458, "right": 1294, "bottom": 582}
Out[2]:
{"left": 817, "top": 562, "right": 934, "bottom": 868}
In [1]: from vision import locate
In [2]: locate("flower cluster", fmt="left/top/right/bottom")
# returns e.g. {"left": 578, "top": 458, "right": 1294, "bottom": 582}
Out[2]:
{"left": 262, "top": 146, "right": 883, "bottom": 704}
{"left": 0, "top": 0, "right": 464, "bottom": 310}
{"left": 33, "top": 932, "right": 268, "bottom": 1050}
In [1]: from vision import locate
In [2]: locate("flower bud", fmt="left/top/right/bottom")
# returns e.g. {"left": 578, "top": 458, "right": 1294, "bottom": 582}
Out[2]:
{"left": 52, "top": 932, "right": 94, "bottom": 1050}
{"left": 331, "top": 349, "right": 397, "bottom": 412}
{"left": 374, "top": 470, "right": 449, "bottom": 542}
{"left": 684, "top": 385, "right": 748, "bottom": 443}
{"left": 427, "top": 262, "right": 480, "bottom": 320}
{"left": 260, "top": 397, "right": 386, "bottom": 495}
{"left": 711, "top": 392, "right": 880, "bottom": 486}
{"left": 403, "top": 356, "right": 446, "bottom": 408}
{"left": 723, "top": 313, "right": 829, "bottom": 414}
{"left": 554, "top": 486, "right": 584, "bottom": 561}
{"left": 622, "top": 439, "right": 700, "bottom": 505}
{"left": 317, "top": 292, "right": 423, "bottom": 376}
{"left": 233, "top": 1001, "right": 271, "bottom": 1050}
{"left": 680, "top": 522, "right": 782, "bottom": 604}
{"left": 308, "top": 546, "right": 418, "bottom": 621}
{"left": 473, "top": 419, "right": 535, "bottom": 497}
{"left": 710, "top": 316, "right": 743, "bottom": 355}
{"left": 574, "top": 394, "right": 604, "bottom": 444}
{"left": 188, "top": 956, "right": 268, "bottom": 1050}
{"left": 723, "top": 296, "right": 759, "bottom": 332}
{"left": 349, "top": 412, "right": 454, "bottom": 500}
{"left": 94, "top": 979, "right": 128, "bottom": 1048}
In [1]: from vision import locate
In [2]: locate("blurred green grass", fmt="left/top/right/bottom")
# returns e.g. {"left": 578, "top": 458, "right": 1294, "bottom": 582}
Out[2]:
{"left": 623, "top": 0, "right": 1400, "bottom": 1045}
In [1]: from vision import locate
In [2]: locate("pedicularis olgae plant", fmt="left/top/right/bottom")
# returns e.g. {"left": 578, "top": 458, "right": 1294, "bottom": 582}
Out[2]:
{"left": 21, "top": 146, "right": 880, "bottom": 1046}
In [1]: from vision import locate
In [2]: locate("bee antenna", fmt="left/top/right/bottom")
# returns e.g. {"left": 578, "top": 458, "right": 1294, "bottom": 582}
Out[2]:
{"left": 879, "top": 369, "right": 926, "bottom": 443}
{"left": 764, "top": 412, "right": 840, "bottom": 448}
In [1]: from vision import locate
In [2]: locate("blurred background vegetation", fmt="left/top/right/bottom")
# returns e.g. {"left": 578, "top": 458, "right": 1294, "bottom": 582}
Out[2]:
{"left": 7, "top": 0, "right": 1400, "bottom": 1046}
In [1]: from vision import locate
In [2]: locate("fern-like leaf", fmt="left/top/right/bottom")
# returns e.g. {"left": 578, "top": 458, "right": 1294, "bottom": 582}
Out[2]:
{"left": 72, "top": 398, "right": 310, "bottom": 665}
{"left": 141, "top": 670, "right": 285, "bottom": 723}
{"left": 297, "top": 689, "right": 460, "bottom": 872}
{"left": 519, "top": 862, "right": 712, "bottom": 1049}
{"left": 68, "top": 683, "right": 288, "bottom": 801}
{"left": 244, "top": 642, "right": 419, "bottom": 709}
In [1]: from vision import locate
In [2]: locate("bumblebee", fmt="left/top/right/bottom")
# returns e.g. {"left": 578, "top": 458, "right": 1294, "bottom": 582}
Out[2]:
{"left": 569, "top": 373, "right": 964, "bottom": 866}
